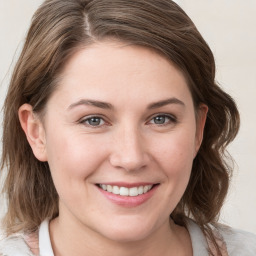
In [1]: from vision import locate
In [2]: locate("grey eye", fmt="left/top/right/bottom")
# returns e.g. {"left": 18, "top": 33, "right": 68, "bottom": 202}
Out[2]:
{"left": 153, "top": 115, "right": 169, "bottom": 124}
{"left": 86, "top": 117, "right": 104, "bottom": 126}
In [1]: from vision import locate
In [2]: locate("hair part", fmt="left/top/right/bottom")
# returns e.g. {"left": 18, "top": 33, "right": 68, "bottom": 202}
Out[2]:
{"left": 1, "top": 0, "right": 240, "bottom": 254}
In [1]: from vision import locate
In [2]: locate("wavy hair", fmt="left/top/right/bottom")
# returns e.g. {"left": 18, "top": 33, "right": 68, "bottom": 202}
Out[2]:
{"left": 1, "top": 0, "right": 239, "bottom": 254}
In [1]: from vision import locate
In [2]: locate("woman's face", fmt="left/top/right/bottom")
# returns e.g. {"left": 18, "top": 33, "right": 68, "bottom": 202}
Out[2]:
{"left": 34, "top": 41, "right": 206, "bottom": 241}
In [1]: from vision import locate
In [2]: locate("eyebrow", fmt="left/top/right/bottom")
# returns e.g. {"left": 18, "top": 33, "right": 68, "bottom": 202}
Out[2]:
{"left": 67, "top": 99, "right": 113, "bottom": 110}
{"left": 67, "top": 97, "right": 185, "bottom": 111}
{"left": 147, "top": 98, "right": 185, "bottom": 109}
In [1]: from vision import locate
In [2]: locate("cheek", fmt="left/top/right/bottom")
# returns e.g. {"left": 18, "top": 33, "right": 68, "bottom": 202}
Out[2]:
{"left": 45, "top": 133, "right": 110, "bottom": 207}
{"left": 154, "top": 130, "right": 196, "bottom": 174}
{"left": 156, "top": 132, "right": 196, "bottom": 206}
{"left": 153, "top": 130, "right": 195, "bottom": 201}
{"left": 45, "top": 130, "right": 109, "bottom": 181}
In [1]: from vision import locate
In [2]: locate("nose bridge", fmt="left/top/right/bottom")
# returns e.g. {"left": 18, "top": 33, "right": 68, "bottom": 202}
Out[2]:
{"left": 109, "top": 121, "right": 148, "bottom": 171}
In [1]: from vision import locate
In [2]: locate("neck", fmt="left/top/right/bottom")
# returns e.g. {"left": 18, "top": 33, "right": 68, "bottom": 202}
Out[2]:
{"left": 49, "top": 212, "right": 192, "bottom": 256}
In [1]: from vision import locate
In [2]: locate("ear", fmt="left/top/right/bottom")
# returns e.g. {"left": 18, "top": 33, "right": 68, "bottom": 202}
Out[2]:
{"left": 194, "top": 104, "right": 208, "bottom": 157}
{"left": 18, "top": 104, "right": 47, "bottom": 162}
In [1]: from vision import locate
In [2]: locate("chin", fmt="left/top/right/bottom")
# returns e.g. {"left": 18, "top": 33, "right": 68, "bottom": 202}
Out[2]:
{"left": 92, "top": 216, "right": 158, "bottom": 243}
{"left": 101, "top": 228, "right": 150, "bottom": 243}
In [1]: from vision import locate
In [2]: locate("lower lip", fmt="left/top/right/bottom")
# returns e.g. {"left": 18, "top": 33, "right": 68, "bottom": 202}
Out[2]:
{"left": 97, "top": 185, "right": 159, "bottom": 208}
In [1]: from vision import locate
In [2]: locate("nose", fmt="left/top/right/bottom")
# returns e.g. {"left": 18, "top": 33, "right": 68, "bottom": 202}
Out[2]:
{"left": 109, "top": 125, "right": 150, "bottom": 172}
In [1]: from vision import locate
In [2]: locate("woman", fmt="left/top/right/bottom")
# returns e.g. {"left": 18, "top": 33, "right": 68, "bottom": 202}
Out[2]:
{"left": 0, "top": 0, "right": 255, "bottom": 255}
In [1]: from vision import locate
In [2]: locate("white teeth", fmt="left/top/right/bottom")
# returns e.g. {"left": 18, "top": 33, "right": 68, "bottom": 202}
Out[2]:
{"left": 102, "top": 184, "right": 107, "bottom": 191}
{"left": 119, "top": 187, "right": 129, "bottom": 196}
{"left": 144, "top": 185, "right": 151, "bottom": 193}
{"left": 138, "top": 186, "right": 144, "bottom": 195}
{"left": 129, "top": 187, "right": 138, "bottom": 197}
{"left": 107, "top": 185, "right": 112, "bottom": 193}
{"left": 112, "top": 186, "right": 120, "bottom": 195}
{"left": 99, "top": 184, "right": 153, "bottom": 196}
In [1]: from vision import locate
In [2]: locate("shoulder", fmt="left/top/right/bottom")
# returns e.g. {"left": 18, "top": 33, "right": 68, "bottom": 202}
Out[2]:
{"left": 217, "top": 224, "right": 256, "bottom": 256}
{"left": 0, "top": 233, "right": 35, "bottom": 256}
{"left": 186, "top": 218, "right": 256, "bottom": 256}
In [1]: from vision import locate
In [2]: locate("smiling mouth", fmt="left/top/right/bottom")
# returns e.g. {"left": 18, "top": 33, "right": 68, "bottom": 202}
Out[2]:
{"left": 97, "top": 184, "right": 157, "bottom": 197}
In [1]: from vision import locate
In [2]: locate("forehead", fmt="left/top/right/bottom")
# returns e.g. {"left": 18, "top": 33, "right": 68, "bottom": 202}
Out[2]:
{"left": 49, "top": 41, "right": 192, "bottom": 108}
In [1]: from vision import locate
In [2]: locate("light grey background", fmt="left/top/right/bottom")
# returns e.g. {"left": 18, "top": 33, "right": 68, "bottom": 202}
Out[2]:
{"left": 1, "top": 1, "right": 256, "bottom": 234}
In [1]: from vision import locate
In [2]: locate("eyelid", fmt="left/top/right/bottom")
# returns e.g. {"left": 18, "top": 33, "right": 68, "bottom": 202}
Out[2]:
{"left": 147, "top": 113, "right": 177, "bottom": 125}
{"left": 78, "top": 114, "right": 110, "bottom": 127}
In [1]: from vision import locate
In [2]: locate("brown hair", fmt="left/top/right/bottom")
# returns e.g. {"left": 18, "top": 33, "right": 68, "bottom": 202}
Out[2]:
{"left": 1, "top": 0, "right": 239, "bottom": 254}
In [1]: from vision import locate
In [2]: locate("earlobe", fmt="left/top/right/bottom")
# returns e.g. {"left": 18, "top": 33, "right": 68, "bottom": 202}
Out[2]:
{"left": 18, "top": 104, "right": 47, "bottom": 162}
{"left": 194, "top": 104, "right": 208, "bottom": 157}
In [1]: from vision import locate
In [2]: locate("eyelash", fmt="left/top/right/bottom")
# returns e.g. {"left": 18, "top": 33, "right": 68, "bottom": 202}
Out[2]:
{"left": 79, "top": 115, "right": 108, "bottom": 128}
{"left": 147, "top": 114, "right": 177, "bottom": 126}
{"left": 79, "top": 113, "right": 177, "bottom": 128}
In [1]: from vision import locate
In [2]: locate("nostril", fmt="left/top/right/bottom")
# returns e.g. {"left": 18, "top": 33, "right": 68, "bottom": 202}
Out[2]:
{"left": 109, "top": 151, "right": 149, "bottom": 172}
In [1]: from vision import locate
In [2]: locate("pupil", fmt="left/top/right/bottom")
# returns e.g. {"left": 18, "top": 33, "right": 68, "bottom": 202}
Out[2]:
{"left": 154, "top": 116, "right": 165, "bottom": 124}
{"left": 89, "top": 117, "right": 101, "bottom": 126}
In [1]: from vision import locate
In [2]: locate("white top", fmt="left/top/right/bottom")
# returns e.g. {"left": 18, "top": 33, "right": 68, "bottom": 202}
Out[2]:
{"left": 1, "top": 219, "right": 256, "bottom": 255}
{"left": 39, "top": 220, "right": 54, "bottom": 256}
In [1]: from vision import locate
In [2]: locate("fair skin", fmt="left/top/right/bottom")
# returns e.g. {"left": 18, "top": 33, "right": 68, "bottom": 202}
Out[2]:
{"left": 19, "top": 41, "right": 207, "bottom": 256}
